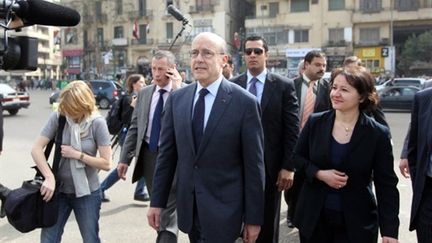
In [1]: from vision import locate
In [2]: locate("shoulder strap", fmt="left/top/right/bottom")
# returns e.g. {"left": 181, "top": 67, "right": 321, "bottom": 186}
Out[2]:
{"left": 52, "top": 115, "right": 66, "bottom": 176}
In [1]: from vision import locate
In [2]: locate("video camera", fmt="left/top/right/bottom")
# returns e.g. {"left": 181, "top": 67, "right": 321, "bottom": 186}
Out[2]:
{"left": 0, "top": 0, "right": 80, "bottom": 71}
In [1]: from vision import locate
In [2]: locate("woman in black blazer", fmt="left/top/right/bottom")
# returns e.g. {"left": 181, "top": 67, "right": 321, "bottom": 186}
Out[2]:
{"left": 293, "top": 66, "right": 399, "bottom": 243}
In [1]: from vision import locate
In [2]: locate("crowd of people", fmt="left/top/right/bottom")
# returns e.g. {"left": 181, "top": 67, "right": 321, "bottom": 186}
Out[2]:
{"left": 1, "top": 32, "right": 431, "bottom": 243}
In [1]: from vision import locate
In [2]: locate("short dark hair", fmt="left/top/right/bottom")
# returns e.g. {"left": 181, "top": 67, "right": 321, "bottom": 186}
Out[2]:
{"left": 330, "top": 66, "right": 379, "bottom": 112}
{"left": 244, "top": 35, "right": 269, "bottom": 52}
{"left": 304, "top": 50, "right": 326, "bottom": 64}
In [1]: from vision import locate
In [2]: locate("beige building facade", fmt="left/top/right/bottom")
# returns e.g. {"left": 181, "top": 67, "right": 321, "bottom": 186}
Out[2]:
{"left": 59, "top": 0, "right": 431, "bottom": 79}
{"left": 60, "top": 0, "right": 246, "bottom": 80}
{"left": 246, "top": 0, "right": 432, "bottom": 77}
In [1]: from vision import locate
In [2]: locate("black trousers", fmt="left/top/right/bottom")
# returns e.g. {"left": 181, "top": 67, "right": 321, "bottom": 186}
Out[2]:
{"left": 415, "top": 177, "right": 432, "bottom": 243}
{"left": 300, "top": 209, "right": 350, "bottom": 243}
{"left": 256, "top": 175, "right": 281, "bottom": 243}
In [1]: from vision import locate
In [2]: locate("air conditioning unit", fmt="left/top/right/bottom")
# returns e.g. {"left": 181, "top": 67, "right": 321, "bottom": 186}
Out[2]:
{"left": 380, "top": 38, "right": 389, "bottom": 45}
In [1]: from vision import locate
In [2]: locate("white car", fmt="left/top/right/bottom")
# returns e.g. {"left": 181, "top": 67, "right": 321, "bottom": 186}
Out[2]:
{"left": 0, "top": 83, "right": 30, "bottom": 115}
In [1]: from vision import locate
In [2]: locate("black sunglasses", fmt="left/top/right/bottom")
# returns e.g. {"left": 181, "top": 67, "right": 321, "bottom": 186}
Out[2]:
{"left": 245, "top": 48, "right": 264, "bottom": 56}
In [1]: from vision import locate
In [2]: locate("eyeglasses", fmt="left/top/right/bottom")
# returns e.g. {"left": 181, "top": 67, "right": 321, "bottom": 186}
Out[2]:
{"left": 189, "top": 49, "right": 224, "bottom": 59}
{"left": 245, "top": 48, "right": 264, "bottom": 56}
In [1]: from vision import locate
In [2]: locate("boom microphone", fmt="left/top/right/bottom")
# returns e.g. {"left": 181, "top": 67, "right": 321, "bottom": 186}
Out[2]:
{"left": 167, "top": 5, "right": 188, "bottom": 24}
{"left": 5, "top": 0, "right": 81, "bottom": 27}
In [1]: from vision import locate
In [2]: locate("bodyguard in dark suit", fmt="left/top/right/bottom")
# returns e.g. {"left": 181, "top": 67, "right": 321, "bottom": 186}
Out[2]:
{"left": 148, "top": 32, "right": 265, "bottom": 243}
{"left": 118, "top": 50, "right": 183, "bottom": 242}
{"left": 407, "top": 88, "right": 432, "bottom": 243}
{"left": 285, "top": 50, "right": 331, "bottom": 226}
{"left": 231, "top": 35, "right": 299, "bottom": 243}
{"left": 294, "top": 67, "right": 399, "bottom": 243}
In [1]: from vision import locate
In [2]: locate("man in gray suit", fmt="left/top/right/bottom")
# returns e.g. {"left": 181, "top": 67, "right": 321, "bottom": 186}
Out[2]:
{"left": 117, "top": 50, "right": 182, "bottom": 242}
{"left": 147, "top": 32, "right": 265, "bottom": 243}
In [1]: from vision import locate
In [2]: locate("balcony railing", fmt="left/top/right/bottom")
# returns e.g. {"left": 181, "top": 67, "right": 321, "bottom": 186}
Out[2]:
{"left": 128, "top": 10, "right": 153, "bottom": 20}
{"left": 131, "top": 38, "right": 154, "bottom": 45}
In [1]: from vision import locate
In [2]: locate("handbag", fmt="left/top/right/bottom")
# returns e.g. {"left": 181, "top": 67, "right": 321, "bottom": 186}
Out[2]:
{"left": 4, "top": 115, "right": 66, "bottom": 233}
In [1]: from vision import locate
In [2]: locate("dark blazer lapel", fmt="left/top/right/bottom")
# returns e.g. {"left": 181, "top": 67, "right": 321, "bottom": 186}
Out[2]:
{"left": 237, "top": 74, "right": 248, "bottom": 89}
{"left": 320, "top": 111, "right": 336, "bottom": 169}
{"left": 347, "top": 113, "right": 368, "bottom": 152}
{"left": 197, "top": 79, "right": 232, "bottom": 156}
{"left": 142, "top": 85, "right": 156, "bottom": 127}
{"left": 184, "top": 83, "right": 199, "bottom": 153}
{"left": 260, "top": 73, "right": 276, "bottom": 112}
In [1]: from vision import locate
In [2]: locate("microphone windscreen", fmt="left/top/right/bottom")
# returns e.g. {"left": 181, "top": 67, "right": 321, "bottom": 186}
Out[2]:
{"left": 18, "top": 0, "right": 80, "bottom": 27}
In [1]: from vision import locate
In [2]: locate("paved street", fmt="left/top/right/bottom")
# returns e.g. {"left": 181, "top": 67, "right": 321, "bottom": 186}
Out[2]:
{"left": 0, "top": 90, "right": 417, "bottom": 242}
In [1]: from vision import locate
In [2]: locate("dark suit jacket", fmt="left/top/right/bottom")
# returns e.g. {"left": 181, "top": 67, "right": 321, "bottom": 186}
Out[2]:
{"left": 120, "top": 84, "right": 158, "bottom": 182}
{"left": 407, "top": 88, "right": 432, "bottom": 230}
{"left": 231, "top": 72, "right": 299, "bottom": 182}
{"left": 293, "top": 76, "right": 332, "bottom": 114}
{"left": 293, "top": 110, "right": 399, "bottom": 242}
{"left": 151, "top": 79, "right": 265, "bottom": 242}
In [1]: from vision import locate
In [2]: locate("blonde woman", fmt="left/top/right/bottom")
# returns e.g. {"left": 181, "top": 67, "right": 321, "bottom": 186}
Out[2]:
{"left": 31, "top": 80, "right": 111, "bottom": 243}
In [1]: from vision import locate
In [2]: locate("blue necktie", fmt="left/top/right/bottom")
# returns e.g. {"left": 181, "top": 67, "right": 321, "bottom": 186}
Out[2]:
{"left": 148, "top": 89, "right": 167, "bottom": 152}
{"left": 248, "top": 77, "right": 258, "bottom": 96}
{"left": 192, "top": 88, "right": 209, "bottom": 150}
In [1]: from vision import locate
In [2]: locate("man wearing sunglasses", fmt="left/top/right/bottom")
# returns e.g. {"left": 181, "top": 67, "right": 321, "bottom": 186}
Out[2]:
{"left": 231, "top": 35, "right": 300, "bottom": 243}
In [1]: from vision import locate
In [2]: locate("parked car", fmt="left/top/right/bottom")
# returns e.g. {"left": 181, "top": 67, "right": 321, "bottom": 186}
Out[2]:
{"left": 376, "top": 77, "right": 426, "bottom": 92}
{"left": 379, "top": 86, "right": 420, "bottom": 111}
{"left": 49, "top": 80, "right": 124, "bottom": 109}
{"left": 0, "top": 83, "right": 30, "bottom": 115}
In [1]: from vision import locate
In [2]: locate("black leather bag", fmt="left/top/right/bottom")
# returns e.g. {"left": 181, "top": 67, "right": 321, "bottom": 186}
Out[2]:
{"left": 5, "top": 115, "right": 66, "bottom": 233}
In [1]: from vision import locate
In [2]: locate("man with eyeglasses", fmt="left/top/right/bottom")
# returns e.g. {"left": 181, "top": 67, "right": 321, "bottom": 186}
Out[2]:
{"left": 231, "top": 35, "right": 300, "bottom": 243}
{"left": 148, "top": 32, "right": 265, "bottom": 243}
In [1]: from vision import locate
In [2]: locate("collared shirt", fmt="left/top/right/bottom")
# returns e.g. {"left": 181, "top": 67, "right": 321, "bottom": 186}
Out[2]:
{"left": 246, "top": 69, "right": 267, "bottom": 103}
{"left": 193, "top": 76, "right": 223, "bottom": 130}
{"left": 145, "top": 82, "right": 173, "bottom": 144}
{"left": 300, "top": 73, "right": 318, "bottom": 117}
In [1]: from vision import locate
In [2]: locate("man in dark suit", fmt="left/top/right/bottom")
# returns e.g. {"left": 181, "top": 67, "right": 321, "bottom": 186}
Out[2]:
{"left": 117, "top": 50, "right": 182, "bottom": 243}
{"left": 148, "top": 32, "right": 265, "bottom": 243}
{"left": 231, "top": 35, "right": 299, "bottom": 243}
{"left": 407, "top": 87, "right": 432, "bottom": 243}
{"left": 285, "top": 50, "right": 331, "bottom": 226}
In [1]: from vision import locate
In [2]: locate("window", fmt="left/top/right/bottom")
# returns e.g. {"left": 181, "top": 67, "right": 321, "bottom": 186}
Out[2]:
{"left": 291, "top": 0, "right": 309, "bottom": 12}
{"left": 97, "top": 28, "right": 104, "bottom": 47}
{"left": 114, "top": 26, "right": 124, "bottom": 38}
{"left": 139, "top": 0, "right": 147, "bottom": 16}
{"left": 95, "top": 1, "right": 102, "bottom": 16}
{"left": 166, "top": 22, "right": 173, "bottom": 39}
{"left": 360, "top": 0, "right": 382, "bottom": 12}
{"left": 359, "top": 28, "right": 379, "bottom": 44}
{"left": 246, "top": 27, "right": 288, "bottom": 45}
{"left": 328, "top": 28, "right": 344, "bottom": 44}
{"left": 329, "top": 0, "right": 345, "bottom": 10}
{"left": 269, "top": 2, "right": 279, "bottom": 17}
{"left": 67, "top": 56, "right": 81, "bottom": 68}
{"left": 197, "top": 0, "right": 213, "bottom": 11}
{"left": 83, "top": 31, "right": 88, "bottom": 48}
{"left": 116, "top": 50, "right": 126, "bottom": 67}
{"left": 138, "top": 24, "right": 147, "bottom": 44}
{"left": 395, "top": 0, "right": 419, "bottom": 11}
{"left": 294, "top": 29, "right": 309, "bottom": 43}
{"left": 116, "top": 0, "right": 122, "bottom": 15}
